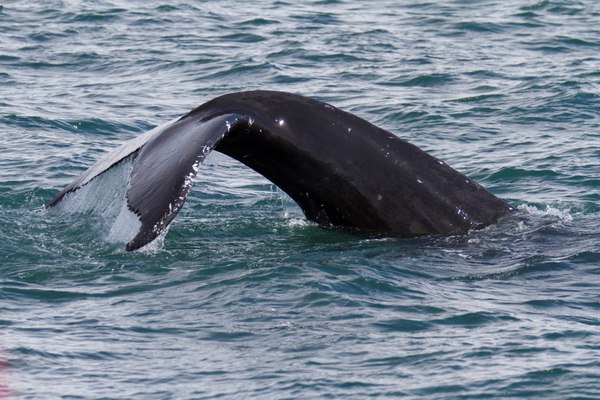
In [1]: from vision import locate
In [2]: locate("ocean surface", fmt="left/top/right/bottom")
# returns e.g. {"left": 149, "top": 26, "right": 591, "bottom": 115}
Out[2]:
{"left": 1, "top": 0, "right": 599, "bottom": 398}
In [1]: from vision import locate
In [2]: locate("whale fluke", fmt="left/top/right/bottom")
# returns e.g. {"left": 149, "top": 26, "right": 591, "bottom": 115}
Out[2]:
{"left": 48, "top": 91, "right": 513, "bottom": 251}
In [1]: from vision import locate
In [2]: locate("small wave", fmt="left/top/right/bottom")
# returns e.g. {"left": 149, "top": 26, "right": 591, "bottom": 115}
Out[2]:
{"left": 453, "top": 22, "right": 506, "bottom": 33}
{"left": 236, "top": 17, "right": 280, "bottom": 26}
{"left": 383, "top": 73, "right": 454, "bottom": 87}
{"left": 66, "top": 9, "right": 126, "bottom": 23}
{"left": 221, "top": 32, "right": 267, "bottom": 43}
{"left": 520, "top": 0, "right": 549, "bottom": 11}
{"left": 1, "top": 114, "right": 139, "bottom": 137}
{"left": 486, "top": 167, "right": 561, "bottom": 181}
{"left": 450, "top": 93, "right": 504, "bottom": 103}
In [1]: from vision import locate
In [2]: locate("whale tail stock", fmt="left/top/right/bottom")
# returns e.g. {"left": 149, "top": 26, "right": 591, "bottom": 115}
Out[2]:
{"left": 48, "top": 91, "right": 513, "bottom": 251}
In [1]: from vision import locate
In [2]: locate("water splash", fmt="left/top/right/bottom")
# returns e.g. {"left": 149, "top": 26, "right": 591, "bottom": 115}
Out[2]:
{"left": 518, "top": 203, "right": 574, "bottom": 223}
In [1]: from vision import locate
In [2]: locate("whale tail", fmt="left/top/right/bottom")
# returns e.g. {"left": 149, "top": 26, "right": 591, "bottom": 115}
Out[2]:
{"left": 48, "top": 91, "right": 513, "bottom": 251}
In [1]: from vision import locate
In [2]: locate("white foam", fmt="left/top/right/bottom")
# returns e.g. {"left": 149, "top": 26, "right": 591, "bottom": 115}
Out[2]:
{"left": 517, "top": 203, "right": 574, "bottom": 223}
{"left": 286, "top": 217, "right": 309, "bottom": 228}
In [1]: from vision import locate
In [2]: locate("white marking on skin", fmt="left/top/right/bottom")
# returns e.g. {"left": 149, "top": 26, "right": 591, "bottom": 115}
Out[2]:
{"left": 182, "top": 159, "right": 201, "bottom": 190}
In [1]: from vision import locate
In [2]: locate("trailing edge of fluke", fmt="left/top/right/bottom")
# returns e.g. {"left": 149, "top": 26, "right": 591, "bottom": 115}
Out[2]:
{"left": 48, "top": 91, "right": 513, "bottom": 251}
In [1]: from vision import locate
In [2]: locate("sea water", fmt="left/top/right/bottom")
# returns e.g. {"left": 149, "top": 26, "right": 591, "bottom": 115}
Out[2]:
{"left": 1, "top": 1, "right": 599, "bottom": 398}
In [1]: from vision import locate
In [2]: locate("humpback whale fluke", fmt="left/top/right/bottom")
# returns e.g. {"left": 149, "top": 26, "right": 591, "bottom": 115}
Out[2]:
{"left": 48, "top": 91, "right": 513, "bottom": 251}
